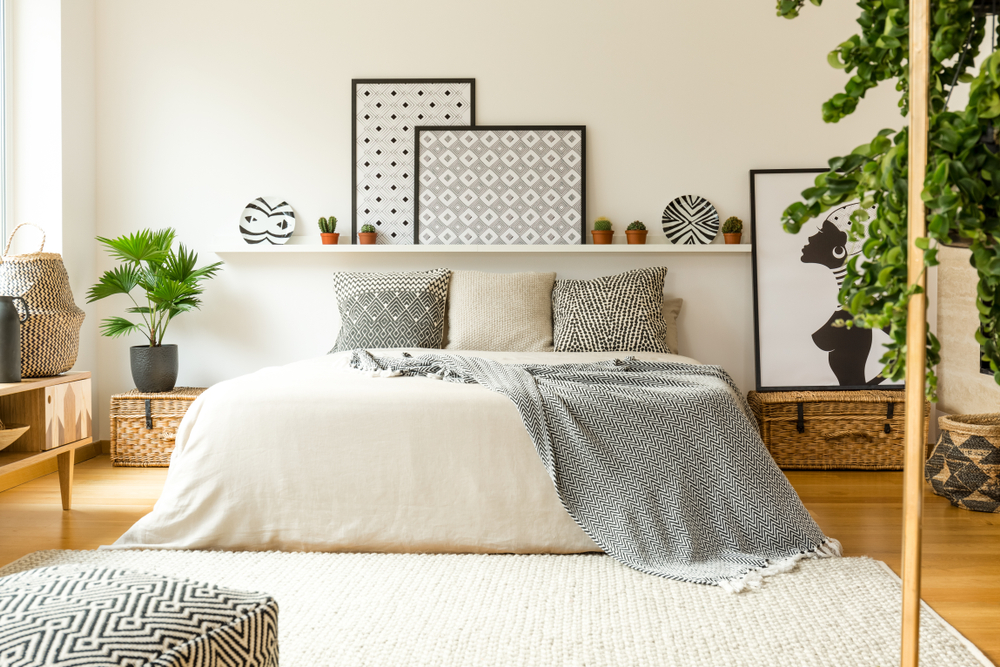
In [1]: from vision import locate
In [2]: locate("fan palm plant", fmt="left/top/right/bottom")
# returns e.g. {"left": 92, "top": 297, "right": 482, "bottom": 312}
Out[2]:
{"left": 87, "top": 228, "right": 223, "bottom": 347}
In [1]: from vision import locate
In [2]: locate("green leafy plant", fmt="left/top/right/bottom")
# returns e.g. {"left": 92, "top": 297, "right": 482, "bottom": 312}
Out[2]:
{"left": 318, "top": 216, "right": 338, "bottom": 233}
{"left": 594, "top": 217, "right": 613, "bottom": 232}
{"left": 360, "top": 224, "right": 377, "bottom": 234}
{"left": 627, "top": 220, "right": 647, "bottom": 231}
{"left": 86, "top": 228, "right": 223, "bottom": 347}
{"left": 775, "top": 0, "right": 1000, "bottom": 395}
{"left": 722, "top": 216, "right": 743, "bottom": 234}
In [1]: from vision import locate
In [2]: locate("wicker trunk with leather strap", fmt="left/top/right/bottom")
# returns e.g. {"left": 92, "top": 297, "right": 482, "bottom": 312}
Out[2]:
{"left": 747, "top": 390, "right": 930, "bottom": 470}
{"left": 110, "top": 387, "right": 206, "bottom": 467}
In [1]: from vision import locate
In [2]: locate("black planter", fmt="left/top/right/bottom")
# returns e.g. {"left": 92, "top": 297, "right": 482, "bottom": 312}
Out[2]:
{"left": 130, "top": 344, "right": 178, "bottom": 393}
{"left": 0, "top": 296, "right": 27, "bottom": 384}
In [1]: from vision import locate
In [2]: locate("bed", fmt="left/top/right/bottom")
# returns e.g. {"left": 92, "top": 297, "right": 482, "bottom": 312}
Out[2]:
{"left": 112, "top": 348, "right": 699, "bottom": 554}
{"left": 112, "top": 267, "right": 837, "bottom": 590}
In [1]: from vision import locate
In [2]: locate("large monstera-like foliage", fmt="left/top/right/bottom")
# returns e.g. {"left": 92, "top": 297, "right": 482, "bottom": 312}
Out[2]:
{"left": 777, "top": 0, "right": 1000, "bottom": 398}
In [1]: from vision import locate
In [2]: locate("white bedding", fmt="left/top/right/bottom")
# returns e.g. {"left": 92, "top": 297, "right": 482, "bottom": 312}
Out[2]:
{"left": 112, "top": 349, "right": 701, "bottom": 554}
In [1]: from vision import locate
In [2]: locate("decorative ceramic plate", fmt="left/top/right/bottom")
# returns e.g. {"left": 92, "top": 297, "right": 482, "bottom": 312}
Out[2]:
{"left": 240, "top": 197, "right": 296, "bottom": 245}
{"left": 661, "top": 195, "right": 719, "bottom": 245}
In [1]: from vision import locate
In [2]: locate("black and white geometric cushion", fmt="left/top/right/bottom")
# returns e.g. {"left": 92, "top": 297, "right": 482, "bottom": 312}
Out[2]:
{"left": 0, "top": 565, "right": 278, "bottom": 667}
{"left": 331, "top": 269, "right": 451, "bottom": 352}
{"left": 552, "top": 267, "right": 670, "bottom": 353}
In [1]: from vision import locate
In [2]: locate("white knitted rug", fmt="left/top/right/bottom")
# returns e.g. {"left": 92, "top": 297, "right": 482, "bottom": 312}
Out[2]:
{"left": 0, "top": 550, "right": 992, "bottom": 667}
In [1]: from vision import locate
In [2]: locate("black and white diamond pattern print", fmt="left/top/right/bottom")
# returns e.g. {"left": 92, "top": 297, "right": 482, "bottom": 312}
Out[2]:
{"left": 331, "top": 269, "right": 451, "bottom": 352}
{"left": 416, "top": 126, "right": 585, "bottom": 245}
{"left": 661, "top": 195, "right": 720, "bottom": 245}
{"left": 354, "top": 80, "right": 474, "bottom": 245}
{"left": 350, "top": 351, "right": 834, "bottom": 589}
{"left": 0, "top": 565, "right": 278, "bottom": 667}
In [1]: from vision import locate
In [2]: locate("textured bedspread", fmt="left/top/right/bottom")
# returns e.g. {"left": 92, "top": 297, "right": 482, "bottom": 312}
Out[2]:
{"left": 114, "top": 350, "right": 702, "bottom": 555}
{"left": 352, "top": 351, "right": 840, "bottom": 590}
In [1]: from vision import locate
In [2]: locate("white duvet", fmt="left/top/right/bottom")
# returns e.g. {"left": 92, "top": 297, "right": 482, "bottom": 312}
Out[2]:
{"left": 113, "top": 349, "right": 700, "bottom": 554}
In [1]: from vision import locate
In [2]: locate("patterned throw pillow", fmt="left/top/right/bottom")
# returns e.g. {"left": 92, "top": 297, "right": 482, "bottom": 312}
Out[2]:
{"left": 552, "top": 267, "right": 669, "bottom": 353}
{"left": 331, "top": 269, "right": 451, "bottom": 352}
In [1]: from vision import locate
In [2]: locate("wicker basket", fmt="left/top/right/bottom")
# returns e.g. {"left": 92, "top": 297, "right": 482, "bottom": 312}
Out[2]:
{"left": 925, "top": 413, "right": 1000, "bottom": 513}
{"left": 110, "top": 387, "right": 206, "bottom": 467}
{"left": 747, "top": 390, "right": 930, "bottom": 470}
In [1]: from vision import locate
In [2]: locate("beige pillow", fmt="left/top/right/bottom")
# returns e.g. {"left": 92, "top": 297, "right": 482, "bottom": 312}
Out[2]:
{"left": 662, "top": 297, "right": 683, "bottom": 355}
{"left": 446, "top": 271, "right": 556, "bottom": 351}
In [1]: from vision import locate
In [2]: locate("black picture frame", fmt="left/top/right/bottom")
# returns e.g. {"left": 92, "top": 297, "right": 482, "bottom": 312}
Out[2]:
{"left": 750, "top": 168, "right": 904, "bottom": 392}
{"left": 352, "top": 78, "right": 476, "bottom": 244}
{"left": 413, "top": 125, "right": 586, "bottom": 245}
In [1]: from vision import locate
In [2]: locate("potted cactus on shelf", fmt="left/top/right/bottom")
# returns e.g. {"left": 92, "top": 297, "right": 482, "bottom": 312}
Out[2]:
{"left": 626, "top": 220, "right": 648, "bottom": 245}
{"left": 358, "top": 224, "right": 378, "bottom": 245}
{"left": 722, "top": 216, "right": 743, "bottom": 245}
{"left": 319, "top": 216, "right": 339, "bottom": 245}
{"left": 591, "top": 217, "right": 614, "bottom": 245}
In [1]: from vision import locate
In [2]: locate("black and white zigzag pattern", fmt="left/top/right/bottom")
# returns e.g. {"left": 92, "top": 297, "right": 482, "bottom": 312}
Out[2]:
{"left": 552, "top": 267, "right": 670, "bottom": 353}
{"left": 0, "top": 256, "right": 85, "bottom": 378}
{"left": 331, "top": 269, "right": 451, "bottom": 352}
{"left": 661, "top": 195, "right": 720, "bottom": 245}
{"left": 350, "top": 351, "right": 836, "bottom": 589}
{"left": 0, "top": 565, "right": 278, "bottom": 667}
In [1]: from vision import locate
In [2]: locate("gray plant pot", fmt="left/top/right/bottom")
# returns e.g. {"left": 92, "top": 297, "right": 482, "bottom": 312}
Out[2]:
{"left": 130, "top": 344, "right": 178, "bottom": 393}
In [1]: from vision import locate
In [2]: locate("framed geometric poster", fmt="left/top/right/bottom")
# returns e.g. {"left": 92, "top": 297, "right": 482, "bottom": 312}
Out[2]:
{"left": 750, "top": 169, "right": 902, "bottom": 391}
{"left": 353, "top": 79, "right": 475, "bottom": 244}
{"left": 415, "top": 125, "right": 585, "bottom": 245}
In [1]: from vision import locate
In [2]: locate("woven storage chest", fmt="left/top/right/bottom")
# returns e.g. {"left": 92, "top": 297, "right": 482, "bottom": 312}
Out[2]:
{"left": 746, "top": 390, "right": 930, "bottom": 470}
{"left": 110, "top": 387, "right": 205, "bottom": 467}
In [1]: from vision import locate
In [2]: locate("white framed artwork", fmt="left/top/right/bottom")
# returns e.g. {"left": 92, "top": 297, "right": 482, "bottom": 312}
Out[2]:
{"left": 750, "top": 169, "right": 901, "bottom": 391}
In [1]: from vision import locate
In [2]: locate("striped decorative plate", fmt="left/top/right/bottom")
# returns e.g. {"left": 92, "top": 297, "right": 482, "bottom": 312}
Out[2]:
{"left": 661, "top": 195, "right": 719, "bottom": 245}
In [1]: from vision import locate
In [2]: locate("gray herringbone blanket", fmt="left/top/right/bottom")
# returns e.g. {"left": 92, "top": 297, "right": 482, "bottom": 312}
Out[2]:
{"left": 350, "top": 351, "right": 840, "bottom": 590}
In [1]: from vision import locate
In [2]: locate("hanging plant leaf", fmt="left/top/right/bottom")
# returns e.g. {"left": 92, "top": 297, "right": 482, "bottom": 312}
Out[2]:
{"left": 775, "top": 0, "right": 1000, "bottom": 396}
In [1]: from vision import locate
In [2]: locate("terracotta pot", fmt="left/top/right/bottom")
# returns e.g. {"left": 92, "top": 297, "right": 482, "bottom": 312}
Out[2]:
{"left": 358, "top": 232, "right": 378, "bottom": 245}
{"left": 723, "top": 232, "right": 742, "bottom": 245}
{"left": 320, "top": 233, "right": 340, "bottom": 245}
{"left": 591, "top": 230, "right": 614, "bottom": 245}
{"left": 626, "top": 230, "right": 648, "bottom": 245}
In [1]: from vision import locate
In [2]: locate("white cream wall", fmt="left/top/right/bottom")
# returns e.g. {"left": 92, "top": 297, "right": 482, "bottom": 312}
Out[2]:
{"left": 91, "top": 0, "right": 905, "bottom": 435}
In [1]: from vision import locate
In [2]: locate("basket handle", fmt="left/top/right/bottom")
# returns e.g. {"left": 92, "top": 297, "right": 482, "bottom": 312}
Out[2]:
{"left": 2, "top": 224, "right": 46, "bottom": 258}
{"left": 823, "top": 430, "right": 874, "bottom": 442}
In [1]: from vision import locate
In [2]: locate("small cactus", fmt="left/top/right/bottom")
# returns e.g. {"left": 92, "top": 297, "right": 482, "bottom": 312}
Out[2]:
{"left": 318, "top": 216, "right": 338, "bottom": 233}
{"left": 360, "top": 224, "right": 377, "bottom": 234}
{"left": 593, "top": 217, "right": 612, "bottom": 232}
{"left": 627, "top": 220, "right": 646, "bottom": 231}
{"left": 722, "top": 216, "right": 743, "bottom": 234}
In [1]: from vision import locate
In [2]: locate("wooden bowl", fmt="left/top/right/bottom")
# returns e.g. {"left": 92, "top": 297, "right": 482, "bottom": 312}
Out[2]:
{"left": 0, "top": 425, "right": 30, "bottom": 453}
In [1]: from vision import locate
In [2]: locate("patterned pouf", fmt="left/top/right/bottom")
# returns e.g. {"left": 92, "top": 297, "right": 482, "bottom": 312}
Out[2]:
{"left": 0, "top": 565, "right": 278, "bottom": 666}
{"left": 925, "top": 413, "right": 1000, "bottom": 513}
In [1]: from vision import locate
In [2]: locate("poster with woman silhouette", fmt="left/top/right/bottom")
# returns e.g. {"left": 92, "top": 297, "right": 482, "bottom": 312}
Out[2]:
{"left": 750, "top": 169, "right": 901, "bottom": 391}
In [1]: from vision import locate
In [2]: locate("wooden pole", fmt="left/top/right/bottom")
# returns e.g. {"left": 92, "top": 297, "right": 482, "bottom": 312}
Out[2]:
{"left": 902, "top": 0, "right": 930, "bottom": 665}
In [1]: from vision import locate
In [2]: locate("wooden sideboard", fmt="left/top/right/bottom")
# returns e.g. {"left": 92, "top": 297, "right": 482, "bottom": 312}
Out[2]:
{"left": 0, "top": 373, "right": 92, "bottom": 509}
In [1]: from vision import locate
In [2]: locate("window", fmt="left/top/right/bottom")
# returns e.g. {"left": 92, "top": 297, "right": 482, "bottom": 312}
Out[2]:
{"left": 0, "top": 0, "right": 7, "bottom": 242}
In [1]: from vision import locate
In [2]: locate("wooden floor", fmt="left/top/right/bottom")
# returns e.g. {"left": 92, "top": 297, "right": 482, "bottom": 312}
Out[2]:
{"left": 0, "top": 458, "right": 997, "bottom": 663}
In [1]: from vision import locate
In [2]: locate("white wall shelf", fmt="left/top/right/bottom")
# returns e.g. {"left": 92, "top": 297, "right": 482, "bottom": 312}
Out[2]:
{"left": 214, "top": 243, "right": 752, "bottom": 254}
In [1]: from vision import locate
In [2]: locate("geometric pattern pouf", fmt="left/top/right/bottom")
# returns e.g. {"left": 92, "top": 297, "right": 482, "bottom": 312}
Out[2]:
{"left": 925, "top": 413, "right": 1000, "bottom": 513}
{"left": 0, "top": 565, "right": 278, "bottom": 667}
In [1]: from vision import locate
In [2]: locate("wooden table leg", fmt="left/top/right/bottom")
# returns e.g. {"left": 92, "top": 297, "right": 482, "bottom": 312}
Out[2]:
{"left": 56, "top": 450, "right": 74, "bottom": 511}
